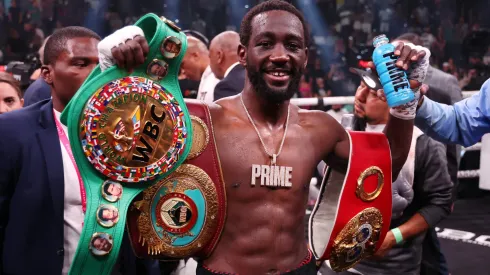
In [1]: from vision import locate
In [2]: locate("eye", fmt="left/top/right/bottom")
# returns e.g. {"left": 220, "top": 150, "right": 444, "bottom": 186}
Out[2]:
{"left": 74, "top": 60, "right": 88, "bottom": 67}
{"left": 287, "top": 43, "right": 300, "bottom": 51}
{"left": 258, "top": 41, "right": 273, "bottom": 48}
{"left": 5, "top": 97, "right": 15, "bottom": 104}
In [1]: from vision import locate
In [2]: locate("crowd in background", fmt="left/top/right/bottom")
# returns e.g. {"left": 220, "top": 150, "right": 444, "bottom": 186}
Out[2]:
{"left": 0, "top": 0, "right": 489, "bottom": 99}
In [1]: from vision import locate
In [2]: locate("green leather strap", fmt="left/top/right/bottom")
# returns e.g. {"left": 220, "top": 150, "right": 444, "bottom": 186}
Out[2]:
{"left": 61, "top": 14, "right": 192, "bottom": 275}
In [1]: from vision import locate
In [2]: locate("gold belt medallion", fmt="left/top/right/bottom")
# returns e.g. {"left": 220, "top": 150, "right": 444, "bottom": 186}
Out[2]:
{"left": 133, "top": 164, "right": 219, "bottom": 257}
{"left": 80, "top": 76, "right": 188, "bottom": 183}
{"left": 330, "top": 207, "right": 383, "bottom": 272}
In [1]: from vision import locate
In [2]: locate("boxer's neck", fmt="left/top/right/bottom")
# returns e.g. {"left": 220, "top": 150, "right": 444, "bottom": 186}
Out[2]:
{"left": 241, "top": 85, "right": 289, "bottom": 127}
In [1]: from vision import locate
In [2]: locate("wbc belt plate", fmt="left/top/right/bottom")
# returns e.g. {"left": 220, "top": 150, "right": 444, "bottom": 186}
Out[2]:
{"left": 127, "top": 100, "right": 227, "bottom": 259}
{"left": 308, "top": 131, "right": 392, "bottom": 272}
{"left": 80, "top": 76, "right": 187, "bottom": 182}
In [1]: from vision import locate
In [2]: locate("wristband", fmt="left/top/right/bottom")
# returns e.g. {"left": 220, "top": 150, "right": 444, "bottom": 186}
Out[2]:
{"left": 60, "top": 14, "right": 192, "bottom": 275}
{"left": 391, "top": 227, "right": 404, "bottom": 244}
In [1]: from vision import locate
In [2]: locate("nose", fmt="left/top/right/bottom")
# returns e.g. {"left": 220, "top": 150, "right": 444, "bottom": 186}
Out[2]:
{"left": 269, "top": 44, "right": 290, "bottom": 64}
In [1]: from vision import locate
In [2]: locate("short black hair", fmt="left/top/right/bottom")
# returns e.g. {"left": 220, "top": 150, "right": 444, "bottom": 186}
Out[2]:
{"left": 240, "top": 0, "right": 309, "bottom": 47}
{"left": 43, "top": 26, "right": 101, "bottom": 65}
{"left": 394, "top": 33, "right": 422, "bottom": 46}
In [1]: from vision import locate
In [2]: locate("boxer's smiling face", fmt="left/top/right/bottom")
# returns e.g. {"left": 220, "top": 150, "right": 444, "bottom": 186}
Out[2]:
{"left": 240, "top": 10, "right": 308, "bottom": 103}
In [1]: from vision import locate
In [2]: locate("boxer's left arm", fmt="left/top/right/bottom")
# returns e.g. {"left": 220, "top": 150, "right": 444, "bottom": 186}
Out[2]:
{"left": 351, "top": 43, "right": 430, "bottom": 180}
{"left": 322, "top": 105, "right": 413, "bottom": 181}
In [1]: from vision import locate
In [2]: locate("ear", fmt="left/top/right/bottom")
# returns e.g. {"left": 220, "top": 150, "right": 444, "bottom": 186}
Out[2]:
{"left": 19, "top": 98, "right": 24, "bottom": 107}
{"left": 238, "top": 44, "right": 247, "bottom": 67}
{"left": 217, "top": 49, "right": 224, "bottom": 64}
{"left": 41, "top": 65, "right": 53, "bottom": 85}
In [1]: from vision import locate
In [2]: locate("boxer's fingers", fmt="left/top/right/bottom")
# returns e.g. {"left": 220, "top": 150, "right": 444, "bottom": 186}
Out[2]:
{"left": 394, "top": 41, "right": 404, "bottom": 56}
{"left": 409, "top": 79, "right": 422, "bottom": 90}
{"left": 111, "top": 47, "right": 125, "bottom": 69}
{"left": 119, "top": 44, "right": 135, "bottom": 71}
{"left": 127, "top": 39, "right": 145, "bottom": 68}
{"left": 405, "top": 48, "right": 426, "bottom": 69}
{"left": 416, "top": 49, "right": 427, "bottom": 61}
{"left": 134, "top": 35, "right": 150, "bottom": 58}
{"left": 420, "top": 83, "right": 429, "bottom": 95}
{"left": 396, "top": 45, "right": 412, "bottom": 70}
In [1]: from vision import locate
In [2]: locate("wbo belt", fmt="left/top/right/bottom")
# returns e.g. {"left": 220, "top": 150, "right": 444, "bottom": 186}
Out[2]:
{"left": 60, "top": 13, "right": 193, "bottom": 275}
{"left": 308, "top": 131, "right": 393, "bottom": 272}
{"left": 127, "top": 99, "right": 227, "bottom": 259}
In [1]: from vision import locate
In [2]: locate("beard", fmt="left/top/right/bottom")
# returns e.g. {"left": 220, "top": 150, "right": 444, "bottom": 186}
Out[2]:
{"left": 246, "top": 58, "right": 303, "bottom": 104}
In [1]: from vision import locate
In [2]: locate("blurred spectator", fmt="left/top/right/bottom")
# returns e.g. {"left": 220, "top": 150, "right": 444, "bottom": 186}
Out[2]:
{"left": 326, "top": 104, "right": 349, "bottom": 123}
{"left": 378, "top": 7, "right": 393, "bottom": 33}
{"left": 0, "top": 71, "right": 23, "bottom": 114}
{"left": 298, "top": 75, "right": 313, "bottom": 98}
{"left": 25, "top": 0, "right": 42, "bottom": 27}
{"left": 23, "top": 36, "right": 51, "bottom": 106}
{"left": 0, "top": 3, "right": 6, "bottom": 46}
{"left": 484, "top": 46, "right": 490, "bottom": 66}
{"left": 413, "top": 0, "right": 429, "bottom": 27}
{"left": 8, "top": 0, "right": 21, "bottom": 26}
{"left": 420, "top": 27, "right": 436, "bottom": 50}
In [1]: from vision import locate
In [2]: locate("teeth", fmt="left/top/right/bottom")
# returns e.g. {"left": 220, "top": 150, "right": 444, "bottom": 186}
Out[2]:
{"left": 270, "top": 72, "right": 286, "bottom": 77}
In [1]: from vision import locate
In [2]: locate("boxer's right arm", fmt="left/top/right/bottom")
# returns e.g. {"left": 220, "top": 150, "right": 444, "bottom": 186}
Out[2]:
{"left": 97, "top": 26, "right": 149, "bottom": 72}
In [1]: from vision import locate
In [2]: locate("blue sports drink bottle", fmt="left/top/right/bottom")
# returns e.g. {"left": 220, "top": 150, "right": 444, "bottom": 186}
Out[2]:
{"left": 372, "top": 34, "right": 414, "bottom": 107}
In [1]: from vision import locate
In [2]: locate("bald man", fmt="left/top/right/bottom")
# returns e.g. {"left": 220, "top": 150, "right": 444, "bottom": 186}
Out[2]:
{"left": 209, "top": 31, "right": 245, "bottom": 101}
{"left": 182, "top": 35, "right": 220, "bottom": 103}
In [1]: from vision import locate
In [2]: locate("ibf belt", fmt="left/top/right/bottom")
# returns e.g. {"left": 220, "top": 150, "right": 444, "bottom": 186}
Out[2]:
{"left": 127, "top": 99, "right": 227, "bottom": 259}
{"left": 308, "top": 131, "right": 392, "bottom": 272}
{"left": 59, "top": 14, "right": 193, "bottom": 275}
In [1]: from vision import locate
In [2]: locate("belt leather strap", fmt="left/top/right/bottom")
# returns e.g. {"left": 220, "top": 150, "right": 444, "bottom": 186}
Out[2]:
{"left": 60, "top": 13, "right": 192, "bottom": 275}
{"left": 308, "top": 131, "right": 392, "bottom": 272}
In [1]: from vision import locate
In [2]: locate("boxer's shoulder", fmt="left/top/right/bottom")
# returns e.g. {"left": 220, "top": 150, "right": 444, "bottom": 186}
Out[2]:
{"left": 297, "top": 108, "right": 343, "bottom": 131}
{"left": 208, "top": 95, "right": 243, "bottom": 124}
{"left": 296, "top": 108, "right": 348, "bottom": 153}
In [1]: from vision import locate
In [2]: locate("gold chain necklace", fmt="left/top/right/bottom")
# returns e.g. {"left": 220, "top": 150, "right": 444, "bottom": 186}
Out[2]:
{"left": 240, "top": 93, "right": 293, "bottom": 188}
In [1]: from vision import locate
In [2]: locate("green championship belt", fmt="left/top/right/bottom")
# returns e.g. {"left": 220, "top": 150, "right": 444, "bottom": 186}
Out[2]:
{"left": 60, "top": 14, "right": 192, "bottom": 275}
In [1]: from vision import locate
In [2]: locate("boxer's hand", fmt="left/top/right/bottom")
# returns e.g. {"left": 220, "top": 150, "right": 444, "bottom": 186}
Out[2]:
{"left": 98, "top": 26, "right": 149, "bottom": 72}
{"left": 371, "top": 231, "right": 396, "bottom": 259}
{"left": 392, "top": 41, "right": 431, "bottom": 90}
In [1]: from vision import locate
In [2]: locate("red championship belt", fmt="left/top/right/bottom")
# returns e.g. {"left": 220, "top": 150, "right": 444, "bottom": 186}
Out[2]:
{"left": 308, "top": 131, "right": 392, "bottom": 272}
{"left": 127, "top": 99, "right": 226, "bottom": 259}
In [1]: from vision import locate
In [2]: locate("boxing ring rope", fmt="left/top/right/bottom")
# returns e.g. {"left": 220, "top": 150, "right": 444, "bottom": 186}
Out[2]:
{"left": 291, "top": 91, "right": 477, "bottom": 107}
{"left": 291, "top": 90, "right": 481, "bottom": 179}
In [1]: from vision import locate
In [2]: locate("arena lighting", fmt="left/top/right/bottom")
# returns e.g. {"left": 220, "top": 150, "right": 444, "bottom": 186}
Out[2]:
{"left": 227, "top": 0, "right": 251, "bottom": 27}
{"left": 162, "top": 0, "right": 179, "bottom": 26}
{"left": 295, "top": 0, "right": 333, "bottom": 72}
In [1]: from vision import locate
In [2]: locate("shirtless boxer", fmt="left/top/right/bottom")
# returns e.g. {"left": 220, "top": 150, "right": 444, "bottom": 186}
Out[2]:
{"left": 99, "top": 1, "right": 428, "bottom": 274}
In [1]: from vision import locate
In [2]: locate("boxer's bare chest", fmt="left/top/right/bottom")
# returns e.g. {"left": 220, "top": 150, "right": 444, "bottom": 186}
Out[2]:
{"left": 209, "top": 104, "right": 326, "bottom": 198}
